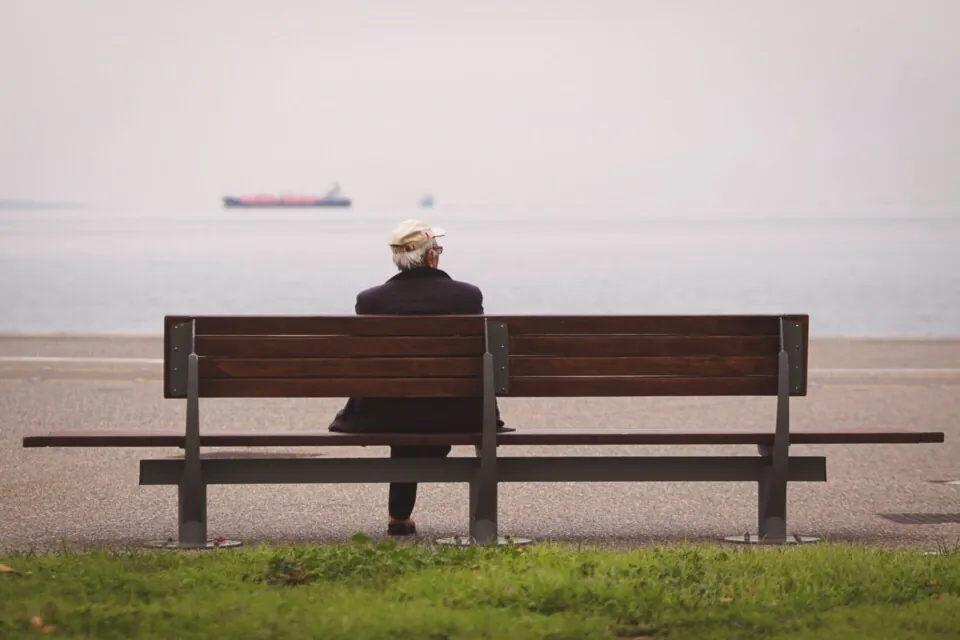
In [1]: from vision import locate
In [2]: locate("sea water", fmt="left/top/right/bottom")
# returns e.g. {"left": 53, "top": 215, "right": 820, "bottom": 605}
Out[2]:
{"left": 0, "top": 207, "right": 956, "bottom": 336}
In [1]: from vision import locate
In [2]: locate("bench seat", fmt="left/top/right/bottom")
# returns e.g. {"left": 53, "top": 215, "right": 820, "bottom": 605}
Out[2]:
{"left": 23, "top": 428, "right": 945, "bottom": 448}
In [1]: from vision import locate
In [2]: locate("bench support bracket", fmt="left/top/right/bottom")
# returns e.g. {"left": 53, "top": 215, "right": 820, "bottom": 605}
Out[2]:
{"left": 471, "top": 346, "right": 499, "bottom": 543}
{"left": 148, "top": 321, "right": 241, "bottom": 550}
{"left": 179, "top": 350, "right": 208, "bottom": 546}
{"left": 457, "top": 320, "right": 531, "bottom": 546}
{"left": 724, "top": 317, "right": 819, "bottom": 546}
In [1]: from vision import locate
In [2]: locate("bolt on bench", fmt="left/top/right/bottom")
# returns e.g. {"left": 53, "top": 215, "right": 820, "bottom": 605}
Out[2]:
{"left": 23, "top": 314, "right": 945, "bottom": 548}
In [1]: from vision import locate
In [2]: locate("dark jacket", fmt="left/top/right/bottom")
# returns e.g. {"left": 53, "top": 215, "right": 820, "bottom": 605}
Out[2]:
{"left": 328, "top": 267, "right": 504, "bottom": 434}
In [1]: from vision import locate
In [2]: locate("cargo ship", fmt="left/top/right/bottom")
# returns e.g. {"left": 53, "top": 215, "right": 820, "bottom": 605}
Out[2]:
{"left": 222, "top": 183, "right": 351, "bottom": 208}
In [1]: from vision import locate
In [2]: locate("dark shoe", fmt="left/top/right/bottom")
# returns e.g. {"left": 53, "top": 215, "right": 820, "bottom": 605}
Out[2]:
{"left": 387, "top": 518, "right": 417, "bottom": 536}
{"left": 496, "top": 426, "right": 516, "bottom": 433}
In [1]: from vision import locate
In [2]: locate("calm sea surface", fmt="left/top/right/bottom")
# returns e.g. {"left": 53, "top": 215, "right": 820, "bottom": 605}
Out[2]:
{"left": 0, "top": 207, "right": 957, "bottom": 336}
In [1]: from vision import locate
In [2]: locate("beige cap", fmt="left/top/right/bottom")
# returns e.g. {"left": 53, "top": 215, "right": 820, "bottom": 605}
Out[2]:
{"left": 387, "top": 219, "right": 446, "bottom": 252}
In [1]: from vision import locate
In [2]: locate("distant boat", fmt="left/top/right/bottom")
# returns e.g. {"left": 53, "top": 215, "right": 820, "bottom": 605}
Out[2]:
{"left": 223, "top": 183, "right": 351, "bottom": 208}
{"left": 419, "top": 194, "right": 434, "bottom": 208}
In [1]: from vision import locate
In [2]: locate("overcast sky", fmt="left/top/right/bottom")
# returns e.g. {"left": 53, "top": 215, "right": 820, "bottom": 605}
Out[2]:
{"left": 1, "top": 0, "right": 958, "bottom": 216}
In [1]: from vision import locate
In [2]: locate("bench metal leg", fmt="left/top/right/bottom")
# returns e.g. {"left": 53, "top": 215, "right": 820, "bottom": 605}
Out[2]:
{"left": 758, "top": 454, "right": 787, "bottom": 542}
{"left": 723, "top": 455, "right": 818, "bottom": 545}
{"left": 178, "top": 474, "right": 208, "bottom": 546}
{"left": 436, "top": 447, "right": 531, "bottom": 548}
{"left": 147, "top": 479, "right": 240, "bottom": 550}
{"left": 437, "top": 473, "right": 529, "bottom": 548}
{"left": 471, "top": 452, "right": 498, "bottom": 543}
{"left": 469, "top": 476, "right": 480, "bottom": 536}
{"left": 439, "top": 448, "right": 504, "bottom": 547}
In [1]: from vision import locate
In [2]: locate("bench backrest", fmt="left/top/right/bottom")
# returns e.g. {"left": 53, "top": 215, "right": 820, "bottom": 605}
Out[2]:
{"left": 163, "top": 314, "right": 808, "bottom": 399}
{"left": 489, "top": 314, "right": 808, "bottom": 397}
{"left": 164, "top": 315, "right": 487, "bottom": 399}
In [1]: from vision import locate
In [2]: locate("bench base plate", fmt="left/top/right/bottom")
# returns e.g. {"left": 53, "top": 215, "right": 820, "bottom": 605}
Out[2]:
{"left": 436, "top": 535, "right": 533, "bottom": 547}
{"left": 145, "top": 539, "right": 243, "bottom": 550}
{"left": 723, "top": 533, "right": 819, "bottom": 545}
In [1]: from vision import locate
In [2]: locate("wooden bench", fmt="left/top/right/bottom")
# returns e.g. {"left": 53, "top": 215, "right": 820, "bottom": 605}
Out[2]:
{"left": 23, "top": 314, "right": 945, "bottom": 548}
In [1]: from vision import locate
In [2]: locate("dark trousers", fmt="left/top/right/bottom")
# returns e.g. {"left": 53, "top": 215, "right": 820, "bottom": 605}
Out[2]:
{"left": 388, "top": 445, "right": 452, "bottom": 520}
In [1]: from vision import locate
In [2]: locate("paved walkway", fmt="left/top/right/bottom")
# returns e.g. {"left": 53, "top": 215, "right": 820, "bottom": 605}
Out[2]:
{"left": 1, "top": 336, "right": 958, "bottom": 552}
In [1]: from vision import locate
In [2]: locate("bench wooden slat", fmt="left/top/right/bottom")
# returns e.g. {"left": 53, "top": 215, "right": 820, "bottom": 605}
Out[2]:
{"left": 23, "top": 431, "right": 482, "bottom": 447}
{"left": 189, "top": 315, "right": 486, "bottom": 337}
{"left": 200, "top": 357, "right": 482, "bottom": 379}
{"left": 199, "top": 356, "right": 779, "bottom": 379}
{"left": 194, "top": 335, "right": 485, "bottom": 358}
{"left": 509, "top": 335, "right": 780, "bottom": 357}
{"left": 199, "top": 375, "right": 783, "bottom": 397}
{"left": 502, "top": 429, "right": 945, "bottom": 445}
{"left": 491, "top": 315, "right": 798, "bottom": 336}
{"left": 510, "top": 356, "right": 777, "bottom": 377}
{"left": 199, "top": 377, "right": 481, "bottom": 398}
{"left": 508, "top": 376, "right": 780, "bottom": 396}
{"left": 174, "top": 315, "right": 807, "bottom": 338}
{"left": 22, "top": 428, "right": 945, "bottom": 448}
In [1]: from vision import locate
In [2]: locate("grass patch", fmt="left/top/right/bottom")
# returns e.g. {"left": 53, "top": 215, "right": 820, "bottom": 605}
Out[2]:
{"left": 2, "top": 535, "right": 959, "bottom": 639}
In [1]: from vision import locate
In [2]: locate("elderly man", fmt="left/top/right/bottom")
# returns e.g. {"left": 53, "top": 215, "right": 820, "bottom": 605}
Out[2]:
{"left": 329, "top": 219, "right": 509, "bottom": 536}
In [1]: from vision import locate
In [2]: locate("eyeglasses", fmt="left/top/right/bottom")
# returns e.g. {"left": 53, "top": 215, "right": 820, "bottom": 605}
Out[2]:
{"left": 434, "top": 245, "right": 443, "bottom": 255}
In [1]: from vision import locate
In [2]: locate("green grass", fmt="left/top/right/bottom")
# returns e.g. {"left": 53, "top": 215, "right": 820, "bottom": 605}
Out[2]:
{"left": 2, "top": 536, "right": 959, "bottom": 639}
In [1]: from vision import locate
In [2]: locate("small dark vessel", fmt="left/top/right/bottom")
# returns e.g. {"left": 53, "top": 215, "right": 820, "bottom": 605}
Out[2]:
{"left": 223, "top": 183, "right": 351, "bottom": 208}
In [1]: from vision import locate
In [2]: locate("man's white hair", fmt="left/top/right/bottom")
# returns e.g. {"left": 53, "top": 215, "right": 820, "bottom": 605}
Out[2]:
{"left": 392, "top": 237, "right": 439, "bottom": 271}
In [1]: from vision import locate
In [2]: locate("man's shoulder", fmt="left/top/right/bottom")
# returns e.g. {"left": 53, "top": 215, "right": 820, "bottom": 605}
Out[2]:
{"left": 355, "top": 282, "right": 389, "bottom": 310}
{"left": 445, "top": 275, "right": 482, "bottom": 295}
{"left": 439, "top": 276, "right": 484, "bottom": 308}
{"left": 356, "top": 281, "right": 386, "bottom": 299}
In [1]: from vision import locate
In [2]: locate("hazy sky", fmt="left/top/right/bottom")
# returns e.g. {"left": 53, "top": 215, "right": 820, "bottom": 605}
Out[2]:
{"left": 2, "top": 0, "right": 958, "bottom": 215}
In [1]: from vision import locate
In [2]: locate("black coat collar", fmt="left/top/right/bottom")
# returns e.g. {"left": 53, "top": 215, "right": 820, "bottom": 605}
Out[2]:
{"left": 387, "top": 267, "right": 452, "bottom": 282}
